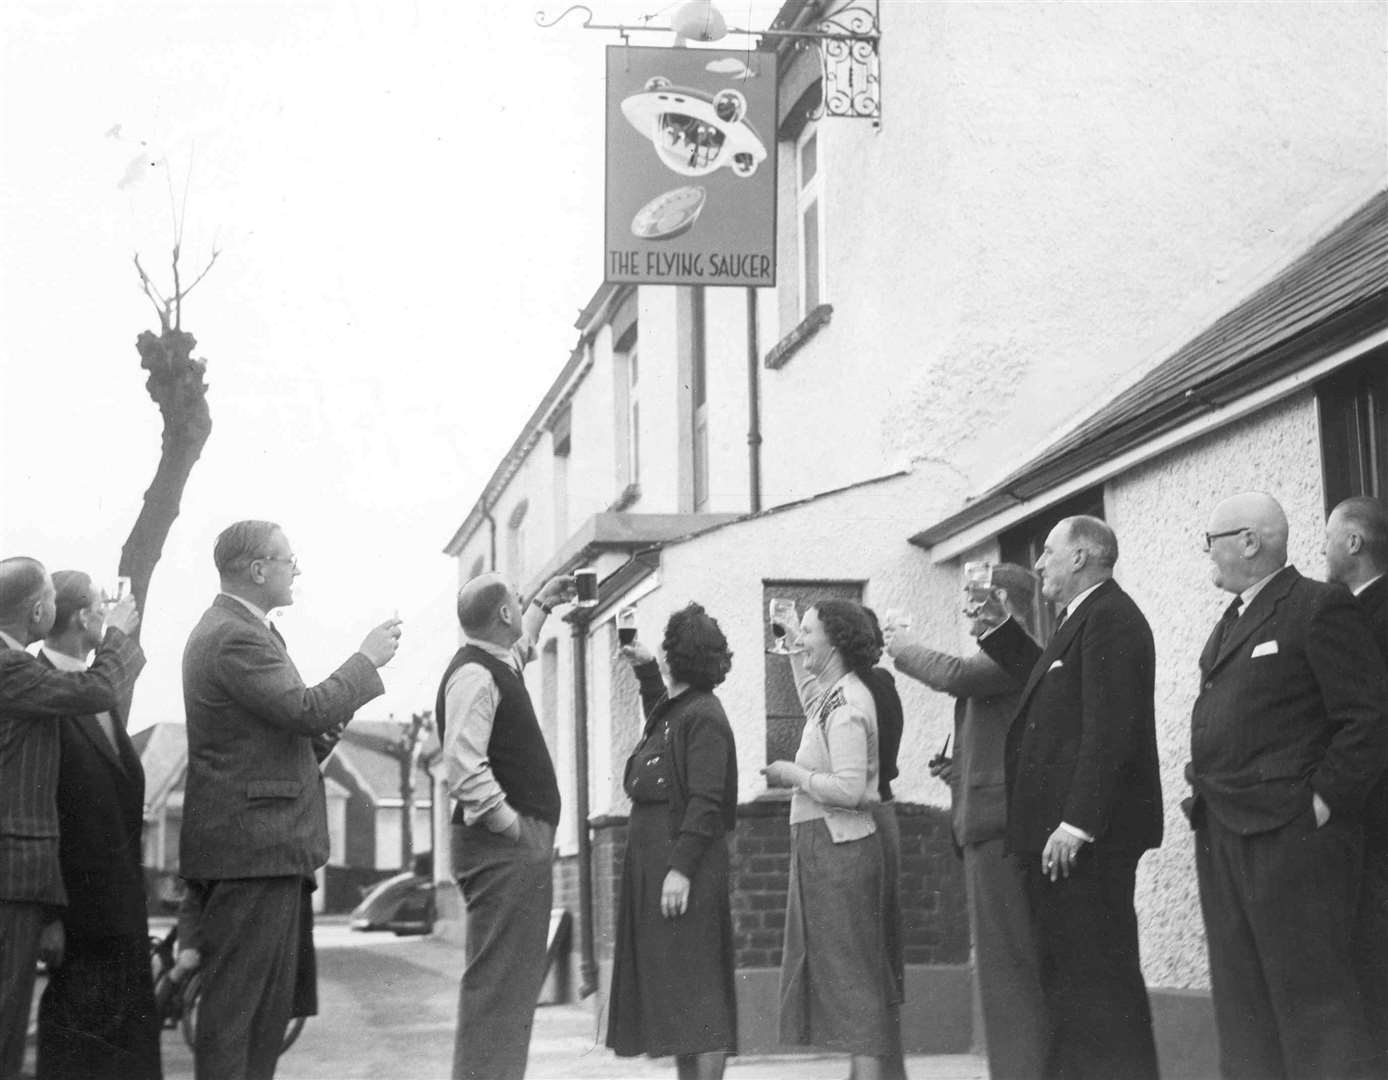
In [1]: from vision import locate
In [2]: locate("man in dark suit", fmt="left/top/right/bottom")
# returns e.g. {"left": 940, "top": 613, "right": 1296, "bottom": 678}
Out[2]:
{"left": 180, "top": 521, "right": 401, "bottom": 1080}
{"left": 35, "top": 571, "right": 160, "bottom": 1080}
{"left": 885, "top": 564, "right": 1048, "bottom": 1080}
{"left": 977, "top": 516, "right": 1162, "bottom": 1080}
{"left": 1325, "top": 494, "right": 1388, "bottom": 1076}
{"left": 0, "top": 556, "right": 143, "bottom": 1080}
{"left": 1189, "top": 491, "right": 1388, "bottom": 1079}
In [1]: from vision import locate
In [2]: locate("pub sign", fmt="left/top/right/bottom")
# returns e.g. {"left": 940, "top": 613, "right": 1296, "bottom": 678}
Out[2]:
{"left": 605, "top": 45, "right": 778, "bottom": 287}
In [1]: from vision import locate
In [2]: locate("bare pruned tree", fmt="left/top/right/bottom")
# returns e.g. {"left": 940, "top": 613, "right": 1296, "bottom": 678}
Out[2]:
{"left": 119, "top": 239, "right": 219, "bottom": 644}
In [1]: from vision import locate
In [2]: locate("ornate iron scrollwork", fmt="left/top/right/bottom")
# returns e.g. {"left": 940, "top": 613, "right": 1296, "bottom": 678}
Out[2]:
{"left": 816, "top": 4, "right": 881, "bottom": 121}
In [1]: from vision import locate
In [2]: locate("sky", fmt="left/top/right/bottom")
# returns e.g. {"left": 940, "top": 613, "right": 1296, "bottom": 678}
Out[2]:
{"left": 0, "top": 0, "right": 787, "bottom": 731}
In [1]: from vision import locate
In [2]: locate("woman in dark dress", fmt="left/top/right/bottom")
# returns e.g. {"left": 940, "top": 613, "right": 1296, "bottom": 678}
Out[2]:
{"left": 606, "top": 603, "right": 739, "bottom": 1080}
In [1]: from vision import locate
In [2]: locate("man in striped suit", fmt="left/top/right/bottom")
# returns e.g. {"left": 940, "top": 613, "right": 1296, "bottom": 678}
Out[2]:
{"left": 0, "top": 557, "right": 144, "bottom": 1080}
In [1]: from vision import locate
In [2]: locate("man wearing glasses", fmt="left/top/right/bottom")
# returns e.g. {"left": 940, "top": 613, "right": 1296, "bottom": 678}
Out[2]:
{"left": 1187, "top": 491, "right": 1388, "bottom": 1079}
{"left": 180, "top": 521, "right": 402, "bottom": 1080}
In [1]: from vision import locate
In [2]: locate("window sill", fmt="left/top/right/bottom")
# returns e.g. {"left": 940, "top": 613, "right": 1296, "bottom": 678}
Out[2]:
{"left": 763, "top": 304, "right": 833, "bottom": 370}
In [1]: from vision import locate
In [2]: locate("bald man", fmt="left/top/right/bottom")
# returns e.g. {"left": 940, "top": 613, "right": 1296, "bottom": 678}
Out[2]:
{"left": 0, "top": 557, "right": 142, "bottom": 1080}
{"left": 1188, "top": 492, "right": 1388, "bottom": 1079}
{"left": 1325, "top": 495, "right": 1388, "bottom": 1075}
{"left": 437, "top": 571, "right": 573, "bottom": 1080}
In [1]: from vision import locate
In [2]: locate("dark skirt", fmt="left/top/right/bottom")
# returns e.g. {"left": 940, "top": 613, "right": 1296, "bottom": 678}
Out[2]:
{"left": 779, "top": 818, "right": 900, "bottom": 1056}
{"left": 605, "top": 802, "right": 738, "bottom": 1058}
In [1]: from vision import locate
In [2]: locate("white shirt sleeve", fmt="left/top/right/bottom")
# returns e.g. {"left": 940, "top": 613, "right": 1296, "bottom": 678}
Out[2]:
{"left": 442, "top": 663, "right": 518, "bottom": 832}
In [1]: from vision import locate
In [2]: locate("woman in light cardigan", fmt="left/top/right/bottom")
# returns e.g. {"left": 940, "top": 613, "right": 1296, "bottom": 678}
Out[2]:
{"left": 762, "top": 599, "right": 900, "bottom": 1080}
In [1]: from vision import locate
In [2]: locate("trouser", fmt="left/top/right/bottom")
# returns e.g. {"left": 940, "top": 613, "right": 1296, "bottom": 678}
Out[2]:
{"left": 1023, "top": 848, "right": 1157, "bottom": 1080}
{"left": 37, "top": 931, "right": 161, "bottom": 1080}
{"left": 1196, "top": 810, "right": 1374, "bottom": 1079}
{"left": 964, "top": 839, "right": 1049, "bottom": 1080}
{"left": 193, "top": 877, "right": 304, "bottom": 1080}
{"left": 0, "top": 901, "right": 44, "bottom": 1080}
{"left": 873, "top": 803, "right": 906, "bottom": 1080}
{"left": 1353, "top": 843, "right": 1388, "bottom": 1079}
{"left": 452, "top": 815, "right": 556, "bottom": 1080}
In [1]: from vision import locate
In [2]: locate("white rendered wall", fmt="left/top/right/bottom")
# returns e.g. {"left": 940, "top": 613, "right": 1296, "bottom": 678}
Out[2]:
{"left": 760, "top": 1, "right": 1386, "bottom": 506}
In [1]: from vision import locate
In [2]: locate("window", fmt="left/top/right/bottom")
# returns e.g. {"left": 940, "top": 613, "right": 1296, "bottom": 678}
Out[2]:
{"left": 552, "top": 407, "right": 571, "bottom": 544}
{"left": 507, "top": 499, "right": 528, "bottom": 586}
{"left": 468, "top": 555, "right": 485, "bottom": 580}
{"left": 762, "top": 580, "right": 863, "bottom": 769}
{"left": 692, "top": 287, "right": 709, "bottom": 511}
{"left": 614, "top": 324, "right": 640, "bottom": 492}
{"left": 796, "top": 124, "right": 825, "bottom": 317}
{"left": 998, "top": 488, "right": 1105, "bottom": 643}
{"left": 1318, "top": 348, "right": 1388, "bottom": 513}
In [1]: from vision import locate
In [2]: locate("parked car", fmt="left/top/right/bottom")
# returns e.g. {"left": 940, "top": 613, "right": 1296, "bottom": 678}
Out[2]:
{"left": 349, "top": 863, "right": 435, "bottom": 936}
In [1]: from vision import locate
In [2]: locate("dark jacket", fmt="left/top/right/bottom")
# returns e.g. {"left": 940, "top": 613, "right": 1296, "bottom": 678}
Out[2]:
{"left": 891, "top": 644, "right": 1021, "bottom": 845}
{"left": 1188, "top": 566, "right": 1388, "bottom": 834}
{"left": 0, "top": 629, "right": 144, "bottom": 906}
{"left": 632, "top": 661, "right": 738, "bottom": 878}
{"left": 1358, "top": 574, "right": 1388, "bottom": 848}
{"left": 180, "top": 595, "right": 383, "bottom": 880}
{"left": 981, "top": 579, "right": 1163, "bottom": 856}
{"left": 39, "top": 653, "right": 148, "bottom": 938}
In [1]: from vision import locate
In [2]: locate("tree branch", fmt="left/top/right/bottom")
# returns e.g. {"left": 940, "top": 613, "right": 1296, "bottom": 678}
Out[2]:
{"left": 177, "top": 248, "right": 221, "bottom": 307}
{"left": 133, "top": 253, "right": 171, "bottom": 331}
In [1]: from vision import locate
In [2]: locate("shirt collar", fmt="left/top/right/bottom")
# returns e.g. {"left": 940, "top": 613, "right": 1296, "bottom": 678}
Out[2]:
{"left": 1061, "top": 581, "right": 1106, "bottom": 622}
{"left": 0, "top": 630, "right": 27, "bottom": 652}
{"left": 39, "top": 644, "right": 89, "bottom": 671}
{"left": 1238, "top": 567, "right": 1284, "bottom": 612}
{"left": 464, "top": 634, "right": 522, "bottom": 668}
{"left": 1354, "top": 573, "right": 1386, "bottom": 598}
{"left": 219, "top": 590, "right": 271, "bottom": 626}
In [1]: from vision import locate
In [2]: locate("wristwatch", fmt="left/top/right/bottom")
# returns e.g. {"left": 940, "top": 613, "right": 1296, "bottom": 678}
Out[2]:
{"left": 532, "top": 597, "right": 555, "bottom": 615}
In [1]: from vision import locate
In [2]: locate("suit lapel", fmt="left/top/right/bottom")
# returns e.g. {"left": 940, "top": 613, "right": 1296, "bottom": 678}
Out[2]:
{"left": 1207, "top": 566, "right": 1298, "bottom": 674}
{"left": 36, "top": 650, "right": 126, "bottom": 771}
{"left": 1016, "top": 580, "right": 1112, "bottom": 710}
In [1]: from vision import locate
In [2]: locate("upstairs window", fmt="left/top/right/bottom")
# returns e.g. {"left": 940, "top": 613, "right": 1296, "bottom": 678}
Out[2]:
{"left": 796, "top": 124, "right": 824, "bottom": 318}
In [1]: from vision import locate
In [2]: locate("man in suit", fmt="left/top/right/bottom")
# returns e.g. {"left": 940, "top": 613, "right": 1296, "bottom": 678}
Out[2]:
{"left": 35, "top": 571, "right": 160, "bottom": 1080}
{"left": 1189, "top": 491, "right": 1388, "bottom": 1079}
{"left": 1325, "top": 494, "right": 1388, "bottom": 1076}
{"left": 0, "top": 557, "right": 143, "bottom": 1080}
{"left": 884, "top": 564, "right": 1048, "bottom": 1080}
{"left": 438, "top": 571, "right": 572, "bottom": 1080}
{"left": 180, "top": 521, "right": 401, "bottom": 1080}
{"left": 976, "top": 517, "right": 1162, "bottom": 1080}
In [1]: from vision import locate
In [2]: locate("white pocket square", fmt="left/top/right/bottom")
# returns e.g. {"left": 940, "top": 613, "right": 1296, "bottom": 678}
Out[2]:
{"left": 1251, "top": 640, "right": 1279, "bottom": 658}
{"left": 1047, "top": 659, "right": 1064, "bottom": 672}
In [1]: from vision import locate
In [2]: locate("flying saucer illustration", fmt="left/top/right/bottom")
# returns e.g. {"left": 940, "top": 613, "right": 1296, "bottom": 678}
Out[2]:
{"left": 620, "top": 76, "right": 767, "bottom": 179}
{"left": 631, "top": 185, "right": 707, "bottom": 241}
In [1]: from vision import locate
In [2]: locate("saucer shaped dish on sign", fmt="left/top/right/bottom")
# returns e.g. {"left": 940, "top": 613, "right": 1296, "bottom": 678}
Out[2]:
{"left": 631, "top": 185, "right": 706, "bottom": 241}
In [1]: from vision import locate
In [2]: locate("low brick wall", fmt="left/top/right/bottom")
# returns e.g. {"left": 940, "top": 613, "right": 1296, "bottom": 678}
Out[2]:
{"left": 590, "top": 796, "right": 968, "bottom": 969}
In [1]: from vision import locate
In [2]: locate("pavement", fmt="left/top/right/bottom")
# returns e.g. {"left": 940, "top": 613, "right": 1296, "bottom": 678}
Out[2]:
{"left": 33, "top": 917, "right": 988, "bottom": 1080}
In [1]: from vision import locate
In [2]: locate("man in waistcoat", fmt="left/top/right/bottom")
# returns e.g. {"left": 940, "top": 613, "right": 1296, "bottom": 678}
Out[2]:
{"left": 438, "top": 571, "right": 573, "bottom": 1080}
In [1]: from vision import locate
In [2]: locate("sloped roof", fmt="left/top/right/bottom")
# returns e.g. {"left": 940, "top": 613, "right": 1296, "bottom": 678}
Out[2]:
{"left": 913, "top": 188, "right": 1388, "bottom": 547}
{"left": 333, "top": 720, "right": 439, "bottom": 803}
{"left": 134, "top": 722, "right": 188, "bottom": 810}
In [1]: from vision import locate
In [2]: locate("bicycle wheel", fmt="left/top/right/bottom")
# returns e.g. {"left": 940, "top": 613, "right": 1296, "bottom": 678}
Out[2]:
{"left": 180, "top": 971, "right": 307, "bottom": 1054}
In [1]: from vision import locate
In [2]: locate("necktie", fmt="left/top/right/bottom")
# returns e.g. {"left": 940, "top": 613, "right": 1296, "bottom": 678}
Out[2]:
{"left": 1215, "top": 595, "right": 1243, "bottom": 653}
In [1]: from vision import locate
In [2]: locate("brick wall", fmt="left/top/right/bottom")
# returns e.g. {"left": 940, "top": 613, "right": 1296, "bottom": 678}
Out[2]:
{"left": 587, "top": 796, "right": 968, "bottom": 970}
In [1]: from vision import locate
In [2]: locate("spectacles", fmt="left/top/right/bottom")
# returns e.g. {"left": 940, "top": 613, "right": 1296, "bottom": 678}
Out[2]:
{"left": 257, "top": 554, "right": 299, "bottom": 572}
{"left": 1202, "top": 527, "right": 1248, "bottom": 553}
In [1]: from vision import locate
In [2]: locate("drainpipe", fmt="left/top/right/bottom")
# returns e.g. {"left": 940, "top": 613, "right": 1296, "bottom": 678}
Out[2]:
{"left": 570, "top": 617, "right": 598, "bottom": 997}
{"left": 745, "top": 286, "right": 762, "bottom": 513}
{"left": 484, "top": 502, "right": 498, "bottom": 571}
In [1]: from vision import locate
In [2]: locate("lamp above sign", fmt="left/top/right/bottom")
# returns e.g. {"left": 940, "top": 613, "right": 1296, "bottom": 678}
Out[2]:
{"left": 604, "top": 45, "right": 778, "bottom": 288}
